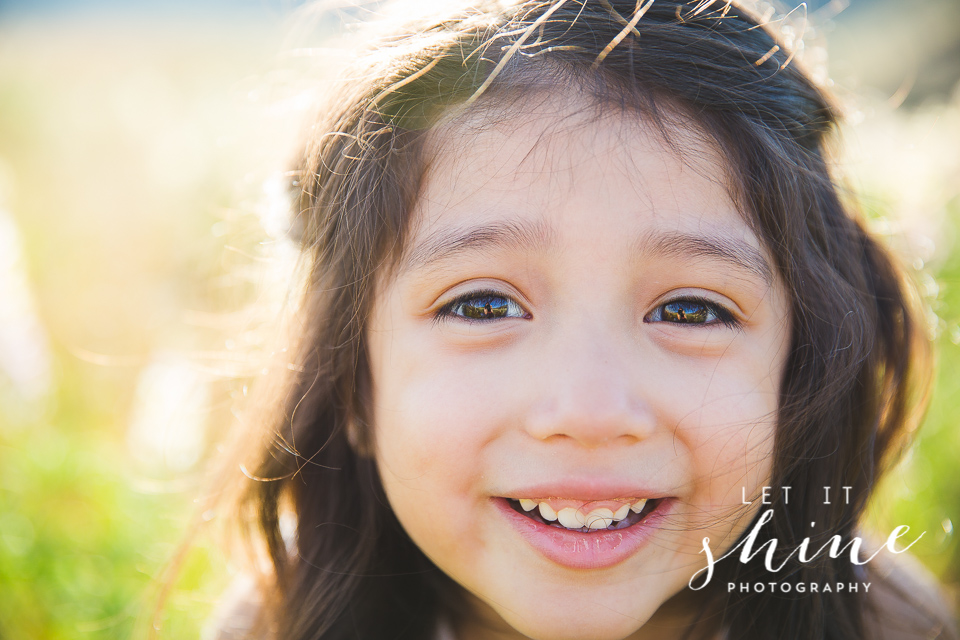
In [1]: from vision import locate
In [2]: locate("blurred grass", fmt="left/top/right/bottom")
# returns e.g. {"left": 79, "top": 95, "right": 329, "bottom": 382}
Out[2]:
{"left": 0, "top": 3, "right": 958, "bottom": 640}
{"left": 870, "top": 190, "right": 960, "bottom": 593}
{"left": 0, "top": 355, "right": 226, "bottom": 639}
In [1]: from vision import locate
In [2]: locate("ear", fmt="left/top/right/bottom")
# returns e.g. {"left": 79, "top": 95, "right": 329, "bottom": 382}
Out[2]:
{"left": 345, "top": 414, "right": 372, "bottom": 458}
{"left": 348, "top": 344, "right": 376, "bottom": 458}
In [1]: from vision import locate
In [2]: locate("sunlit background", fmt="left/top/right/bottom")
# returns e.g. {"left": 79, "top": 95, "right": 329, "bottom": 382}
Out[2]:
{"left": 0, "top": 0, "right": 958, "bottom": 638}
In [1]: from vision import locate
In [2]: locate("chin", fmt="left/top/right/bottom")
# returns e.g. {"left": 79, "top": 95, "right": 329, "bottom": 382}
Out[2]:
{"left": 487, "top": 596, "right": 657, "bottom": 640}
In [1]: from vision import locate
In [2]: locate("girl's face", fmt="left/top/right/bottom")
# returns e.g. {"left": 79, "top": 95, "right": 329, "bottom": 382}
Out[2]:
{"left": 367, "top": 95, "right": 791, "bottom": 640}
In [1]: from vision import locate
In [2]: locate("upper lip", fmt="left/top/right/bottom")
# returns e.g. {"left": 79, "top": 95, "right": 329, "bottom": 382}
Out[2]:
{"left": 498, "top": 478, "right": 669, "bottom": 501}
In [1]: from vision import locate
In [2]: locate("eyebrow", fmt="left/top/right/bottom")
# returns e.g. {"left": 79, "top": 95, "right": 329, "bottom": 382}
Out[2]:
{"left": 400, "top": 218, "right": 772, "bottom": 284}
{"left": 401, "top": 219, "right": 556, "bottom": 272}
{"left": 637, "top": 229, "right": 773, "bottom": 285}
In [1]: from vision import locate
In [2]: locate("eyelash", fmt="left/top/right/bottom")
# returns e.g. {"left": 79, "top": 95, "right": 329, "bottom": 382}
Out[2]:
{"left": 434, "top": 290, "right": 741, "bottom": 328}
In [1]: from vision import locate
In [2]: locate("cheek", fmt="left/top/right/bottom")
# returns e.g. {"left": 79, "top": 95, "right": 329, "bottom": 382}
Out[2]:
{"left": 375, "top": 376, "right": 478, "bottom": 485}
{"left": 370, "top": 319, "right": 531, "bottom": 486}
{"left": 371, "top": 349, "right": 515, "bottom": 555}
{"left": 679, "top": 363, "right": 779, "bottom": 551}
{"left": 372, "top": 373, "right": 530, "bottom": 588}
{"left": 655, "top": 341, "right": 780, "bottom": 500}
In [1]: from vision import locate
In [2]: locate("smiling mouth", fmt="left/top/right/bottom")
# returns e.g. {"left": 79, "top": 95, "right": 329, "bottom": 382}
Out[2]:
{"left": 505, "top": 497, "right": 662, "bottom": 533}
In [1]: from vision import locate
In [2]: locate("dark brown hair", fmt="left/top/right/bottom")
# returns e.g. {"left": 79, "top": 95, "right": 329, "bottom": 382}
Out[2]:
{"left": 210, "top": 1, "right": 951, "bottom": 638}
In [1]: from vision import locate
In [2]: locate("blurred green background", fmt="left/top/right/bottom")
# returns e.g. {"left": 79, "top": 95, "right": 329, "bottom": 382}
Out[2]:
{"left": 0, "top": 1, "right": 958, "bottom": 638}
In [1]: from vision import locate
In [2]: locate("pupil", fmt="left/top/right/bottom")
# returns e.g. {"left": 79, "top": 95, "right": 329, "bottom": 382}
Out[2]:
{"left": 462, "top": 296, "right": 509, "bottom": 319}
{"left": 663, "top": 301, "right": 707, "bottom": 323}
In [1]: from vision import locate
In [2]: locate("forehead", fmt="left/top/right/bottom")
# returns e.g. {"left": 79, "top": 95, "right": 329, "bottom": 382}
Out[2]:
{"left": 426, "top": 92, "right": 719, "bottom": 195}
{"left": 397, "top": 91, "right": 769, "bottom": 281}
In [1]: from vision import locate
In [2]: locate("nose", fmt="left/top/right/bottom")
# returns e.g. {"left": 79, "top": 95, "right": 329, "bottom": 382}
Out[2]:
{"left": 522, "top": 324, "right": 657, "bottom": 448}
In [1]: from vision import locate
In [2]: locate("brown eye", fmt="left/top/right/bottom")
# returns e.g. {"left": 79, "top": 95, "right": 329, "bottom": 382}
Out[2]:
{"left": 662, "top": 300, "right": 710, "bottom": 323}
{"left": 437, "top": 291, "right": 529, "bottom": 322}
{"left": 645, "top": 298, "right": 738, "bottom": 327}
{"left": 459, "top": 296, "right": 511, "bottom": 319}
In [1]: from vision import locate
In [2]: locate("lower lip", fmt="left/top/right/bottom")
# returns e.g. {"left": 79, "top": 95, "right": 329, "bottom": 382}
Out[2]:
{"left": 493, "top": 497, "right": 675, "bottom": 570}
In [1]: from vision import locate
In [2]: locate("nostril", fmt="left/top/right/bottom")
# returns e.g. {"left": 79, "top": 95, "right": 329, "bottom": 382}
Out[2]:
{"left": 524, "top": 416, "right": 656, "bottom": 448}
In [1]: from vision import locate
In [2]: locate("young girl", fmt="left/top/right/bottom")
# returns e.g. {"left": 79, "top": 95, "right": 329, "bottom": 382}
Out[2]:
{"left": 206, "top": 1, "right": 957, "bottom": 638}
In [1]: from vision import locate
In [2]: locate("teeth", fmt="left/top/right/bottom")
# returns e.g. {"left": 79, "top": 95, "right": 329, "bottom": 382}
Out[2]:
{"left": 538, "top": 502, "right": 558, "bottom": 521}
{"left": 518, "top": 498, "right": 653, "bottom": 530}
{"left": 585, "top": 508, "right": 614, "bottom": 529}
{"left": 556, "top": 507, "right": 584, "bottom": 529}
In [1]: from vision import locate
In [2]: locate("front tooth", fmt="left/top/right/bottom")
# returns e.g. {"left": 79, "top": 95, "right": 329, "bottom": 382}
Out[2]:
{"left": 613, "top": 504, "right": 630, "bottom": 521}
{"left": 630, "top": 498, "right": 648, "bottom": 514}
{"left": 585, "top": 508, "right": 614, "bottom": 529}
{"left": 539, "top": 502, "right": 558, "bottom": 521}
{"left": 557, "top": 507, "right": 583, "bottom": 529}
{"left": 519, "top": 499, "right": 537, "bottom": 512}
